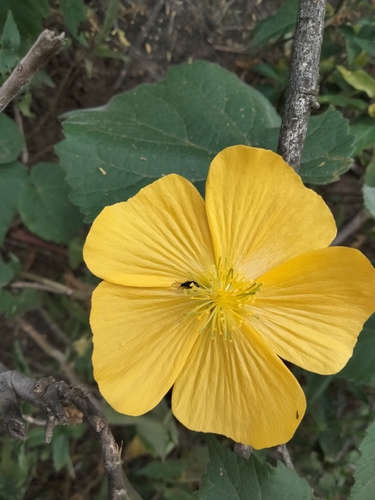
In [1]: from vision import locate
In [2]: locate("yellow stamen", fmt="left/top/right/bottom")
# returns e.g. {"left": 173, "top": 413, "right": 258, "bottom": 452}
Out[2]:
{"left": 179, "top": 258, "right": 262, "bottom": 341}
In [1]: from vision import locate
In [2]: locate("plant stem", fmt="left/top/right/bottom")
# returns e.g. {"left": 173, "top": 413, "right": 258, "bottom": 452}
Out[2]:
{"left": 277, "top": 0, "right": 327, "bottom": 171}
{"left": 0, "top": 30, "right": 64, "bottom": 113}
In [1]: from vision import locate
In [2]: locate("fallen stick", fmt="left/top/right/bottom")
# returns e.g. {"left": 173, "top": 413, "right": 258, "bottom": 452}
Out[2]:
{"left": 0, "top": 29, "right": 65, "bottom": 113}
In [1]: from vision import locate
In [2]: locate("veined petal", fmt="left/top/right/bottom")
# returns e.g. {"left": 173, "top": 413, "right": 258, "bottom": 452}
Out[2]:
{"left": 205, "top": 146, "right": 336, "bottom": 278}
{"left": 84, "top": 174, "right": 215, "bottom": 287}
{"left": 251, "top": 247, "right": 375, "bottom": 374}
{"left": 172, "top": 326, "right": 306, "bottom": 449}
{"left": 91, "top": 281, "right": 201, "bottom": 415}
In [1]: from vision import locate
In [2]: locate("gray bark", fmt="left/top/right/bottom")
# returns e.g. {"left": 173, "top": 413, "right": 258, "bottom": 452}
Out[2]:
{"left": 0, "top": 30, "right": 65, "bottom": 113}
{"left": 277, "top": 0, "right": 326, "bottom": 171}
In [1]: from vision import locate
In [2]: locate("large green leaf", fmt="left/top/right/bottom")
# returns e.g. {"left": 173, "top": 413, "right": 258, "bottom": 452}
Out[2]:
{"left": 0, "top": 114, "right": 24, "bottom": 164}
{"left": 57, "top": 61, "right": 354, "bottom": 222}
{"left": 197, "top": 436, "right": 317, "bottom": 500}
{"left": 338, "top": 315, "right": 375, "bottom": 385}
{"left": 349, "top": 420, "right": 375, "bottom": 500}
{"left": 300, "top": 107, "right": 354, "bottom": 184}
{"left": 18, "top": 163, "right": 83, "bottom": 244}
{"left": 0, "top": 161, "right": 27, "bottom": 245}
{"left": 57, "top": 61, "right": 280, "bottom": 221}
{"left": 251, "top": 0, "right": 299, "bottom": 48}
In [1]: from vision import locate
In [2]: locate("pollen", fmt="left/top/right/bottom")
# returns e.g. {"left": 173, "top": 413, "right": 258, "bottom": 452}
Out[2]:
{"left": 182, "top": 258, "right": 262, "bottom": 341}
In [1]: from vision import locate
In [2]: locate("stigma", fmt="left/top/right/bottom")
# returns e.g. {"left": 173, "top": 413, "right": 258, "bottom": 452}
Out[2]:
{"left": 180, "top": 259, "right": 262, "bottom": 341}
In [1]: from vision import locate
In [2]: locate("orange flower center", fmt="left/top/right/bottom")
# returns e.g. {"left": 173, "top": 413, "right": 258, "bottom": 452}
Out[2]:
{"left": 182, "top": 259, "right": 262, "bottom": 341}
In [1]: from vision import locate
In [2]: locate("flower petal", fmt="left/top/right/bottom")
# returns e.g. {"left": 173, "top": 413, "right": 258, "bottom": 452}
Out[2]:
{"left": 84, "top": 174, "right": 215, "bottom": 287}
{"left": 172, "top": 326, "right": 306, "bottom": 449}
{"left": 251, "top": 247, "right": 375, "bottom": 374}
{"left": 91, "top": 281, "right": 201, "bottom": 415}
{"left": 205, "top": 146, "right": 337, "bottom": 278}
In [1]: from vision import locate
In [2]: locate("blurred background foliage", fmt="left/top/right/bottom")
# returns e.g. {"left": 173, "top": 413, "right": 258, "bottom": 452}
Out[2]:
{"left": 0, "top": 0, "right": 375, "bottom": 499}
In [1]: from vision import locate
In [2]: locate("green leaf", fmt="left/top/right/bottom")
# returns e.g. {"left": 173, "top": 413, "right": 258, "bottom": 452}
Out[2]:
{"left": 0, "top": 289, "right": 41, "bottom": 317}
{"left": 57, "top": 61, "right": 280, "bottom": 221}
{"left": 184, "top": 446, "right": 209, "bottom": 482}
{"left": 18, "top": 92, "right": 34, "bottom": 118}
{"left": 317, "top": 94, "right": 368, "bottom": 111}
{"left": 57, "top": 63, "right": 354, "bottom": 220}
{"left": 1, "top": 10, "right": 20, "bottom": 52}
{"left": 354, "top": 37, "right": 375, "bottom": 58}
{"left": 0, "top": 114, "right": 24, "bottom": 164}
{"left": 0, "top": 161, "right": 27, "bottom": 245}
{"left": 0, "top": 49, "right": 17, "bottom": 74}
{"left": 363, "top": 186, "right": 375, "bottom": 218}
{"left": 0, "top": 257, "right": 15, "bottom": 287}
{"left": 339, "top": 26, "right": 363, "bottom": 65}
{"left": 0, "top": 10, "right": 21, "bottom": 73}
{"left": 300, "top": 107, "right": 354, "bottom": 184}
{"left": 251, "top": 62, "right": 289, "bottom": 85}
{"left": 197, "top": 436, "right": 317, "bottom": 500}
{"left": 103, "top": 399, "right": 178, "bottom": 459}
{"left": 94, "top": 44, "right": 128, "bottom": 61}
{"left": 60, "top": 0, "right": 88, "bottom": 47}
{"left": 337, "top": 66, "right": 375, "bottom": 98}
{"left": 350, "top": 22, "right": 375, "bottom": 59}
{"left": 137, "top": 459, "right": 189, "bottom": 481}
{"left": 349, "top": 117, "right": 375, "bottom": 156}
{"left": 251, "top": 0, "right": 299, "bottom": 48}
{"left": 52, "top": 433, "right": 70, "bottom": 472}
{"left": 0, "top": 440, "right": 36, "bottom": 500}
{"left": 349, "top": 420, "right": 375, "bottom": 500}
{"left": 30, "top": 69, "right": 56, "bottom": 89}
{"left": 338, "top": 315, "right": 375, "bottom": 385}
{"left": 164, "top": 488, "right": 195, "bottom": 500}
{"left": 68, "top": 236, "right": 84, "bottom": 269}
{"left": 0, "top": 1, "right": 50, "bottom": 54}
{"left": 18, "top": 163, "right": 84, "bottom": 244}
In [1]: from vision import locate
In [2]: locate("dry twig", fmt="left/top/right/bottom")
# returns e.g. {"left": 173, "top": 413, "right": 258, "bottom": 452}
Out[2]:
{"left": 276, "top": 444, "right": 295, "bottom": 470}
{"left": 233, "top": 442, "right": 253, "bottom": 459}
{"left": 0, "top": 361, "right": 142, "bottom": 500}
{"left": 0, "top": 30, "right": 65, "bottom": 113}
{"left": 277, "top": 0, "right": 326, "bottom": 171}
{"left": 332, "top": 210, "right": 372, "bottom": 246}
{"left": 236, "top": 0, "right": 327, "bottom": 466}
{"left": 17, "top": 317, "right": 83, "bottom": 388}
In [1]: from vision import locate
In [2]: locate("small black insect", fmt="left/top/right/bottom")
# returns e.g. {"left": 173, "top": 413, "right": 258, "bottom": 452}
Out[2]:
{"left": 296, "top": 410, "right": 299, "bottom": 419}
{"left": 179, "top": 280, "right": 199, "bottom": 289}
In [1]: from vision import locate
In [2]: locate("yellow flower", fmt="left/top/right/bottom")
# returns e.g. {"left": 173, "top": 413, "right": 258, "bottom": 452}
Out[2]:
{"left": 84, "top": 146, "right": 375, "bottom": 449}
